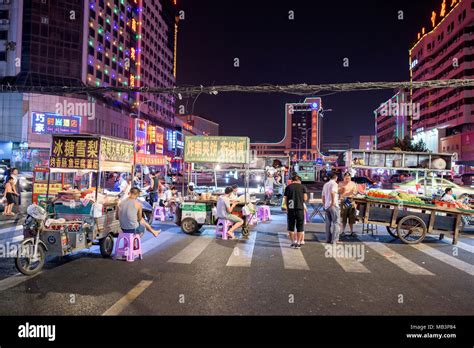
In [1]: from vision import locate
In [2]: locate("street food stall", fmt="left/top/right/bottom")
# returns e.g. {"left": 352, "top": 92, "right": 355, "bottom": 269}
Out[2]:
{"left": 176, "top": 136, "right": 257, "bottom": 238}
{"left": 16, "top": 134, "right": 135, "bottom": 275}
{"left": 344, "top": 149, "right": 474, "bottom": 245}
{"left": 32, "top": 166, "right": 64, "bottom": 205}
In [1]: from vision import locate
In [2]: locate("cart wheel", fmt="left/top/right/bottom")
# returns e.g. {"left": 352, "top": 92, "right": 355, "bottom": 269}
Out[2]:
{"left": 386, "top": 227, "right": 399, "bottom": 239}
{"left": 15, "top": 240, "right": 46, "bottom": 276}
{"left": 99, "top": 234, "right": 114, "bottom": 258}
{"left": 181, "top": 218, "right": 199, "bottom": 234}
{"left": 397, "top": 216, "right": 427, "bottom": 244}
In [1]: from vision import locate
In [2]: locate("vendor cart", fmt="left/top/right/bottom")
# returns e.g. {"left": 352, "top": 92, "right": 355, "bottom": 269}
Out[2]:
{"left": 353, "top": 197, "right": 473, "bottom": 244}
{"left": 176, "top": 136, "right": 257, "bottom": 238}
{"left": 15, "top": 134, "right": 135, "bottom": 275}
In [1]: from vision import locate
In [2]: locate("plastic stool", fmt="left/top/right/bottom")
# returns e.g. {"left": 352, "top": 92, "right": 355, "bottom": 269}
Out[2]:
{"left": 115, "top": 232, "right": 143, "bottom": 262}
{"left": 153, "top": 206, "right": 166, "bottom": 222}
{"left": 216, "top": 219, "right": 232, "bottom": 240}
{"left": 257, "top": 205, "right": 271, "bottom": 222}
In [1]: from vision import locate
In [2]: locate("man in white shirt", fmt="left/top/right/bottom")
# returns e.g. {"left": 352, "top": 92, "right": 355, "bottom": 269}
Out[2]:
{"left": 321, "top": 172, "right": 341, "bottom": 244}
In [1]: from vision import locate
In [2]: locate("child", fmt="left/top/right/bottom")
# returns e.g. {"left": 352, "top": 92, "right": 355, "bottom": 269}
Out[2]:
{"left": 3, "top": 176, "right": 18, "bottom": 216}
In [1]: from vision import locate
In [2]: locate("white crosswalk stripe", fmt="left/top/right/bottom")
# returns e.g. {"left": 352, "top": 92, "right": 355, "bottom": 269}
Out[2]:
{"left": 226, "top": 232, "right": 257, "bottom": 267}
{"left": 440, "top": 236, "right": 474, "bottom": 254}
{"left": 358, "top": 235, "right": 434, "bottom": 276}
{"left": 168, "top": 236, "right": 213, "bottom": 264}
{"left": 331, "top": 254, "right": 371, "bottom": 273}
{"left": 411, "top": 243, "right": 474, "bottom": 276}
{"left": 277, "top": 234, "right": 310, "bottom": 270}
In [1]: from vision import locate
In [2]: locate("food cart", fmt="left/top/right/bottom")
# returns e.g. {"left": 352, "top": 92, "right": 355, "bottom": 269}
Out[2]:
{"left": 15, "top": 134, "right": 135, "bottom": 275}
{"left": 345, "top": 149, "right": 473, "bottom": 245}
{"left": 32, "top": 166, "right": 64, "bottom": 205}
{"left": 175, "top": 136, "right": 257, "bottom": 238}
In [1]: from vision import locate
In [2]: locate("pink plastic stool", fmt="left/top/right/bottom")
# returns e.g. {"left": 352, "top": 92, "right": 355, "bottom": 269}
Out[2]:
{"left": 153, "top": 206, "right": 166, "bottom": 222}
{"left": 257, "top": 205, "right": 271, "bottom": 222}
{"left": 115, "top": 232, "right": 143, "bottom": 262}
{"left": 216, "top": 218, "right": 232, "bottom": 240}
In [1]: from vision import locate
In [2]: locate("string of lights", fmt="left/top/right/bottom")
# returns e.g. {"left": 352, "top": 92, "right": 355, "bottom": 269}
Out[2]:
{"left": 0, "top": 79, "right": 473, "bottom": 97}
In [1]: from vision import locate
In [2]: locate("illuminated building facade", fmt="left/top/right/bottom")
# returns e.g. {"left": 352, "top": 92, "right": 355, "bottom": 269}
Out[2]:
{"left": 374, "top": 91, "right": 408, "bottom": 150}
{"left": 176, "top": 115, "right": 219, "bottom": 136}
{"left": 410, "top": 0, "right": 474, "bottom": 164}
{"left": 0, "top": 0, "right": 179, "bottom": 170}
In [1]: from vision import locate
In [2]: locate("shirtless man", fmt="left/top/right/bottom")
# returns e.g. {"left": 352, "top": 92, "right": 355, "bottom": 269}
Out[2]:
{"left": 338, "top": 173, "right": 358, "bottom": 236}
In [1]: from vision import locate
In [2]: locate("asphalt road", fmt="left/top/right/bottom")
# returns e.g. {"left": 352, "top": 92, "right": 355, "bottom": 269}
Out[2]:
{"left": 0, "top": 209, "right": 472, "bottom": 315}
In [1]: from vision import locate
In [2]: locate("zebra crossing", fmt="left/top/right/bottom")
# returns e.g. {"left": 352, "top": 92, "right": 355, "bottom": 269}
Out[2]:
{"left": 157, "top": 228, "right": 474, "bottom": 277}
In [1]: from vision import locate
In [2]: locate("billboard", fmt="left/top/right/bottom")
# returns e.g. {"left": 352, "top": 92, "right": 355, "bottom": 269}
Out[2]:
{"left": 184, "top": 136, "right": 250, "bottom": 164}
{"left": 135, "top": 119, "right": 147, "bottom": 153}
{"left": 32, "top": 112, "right": 81, "bottom": 135}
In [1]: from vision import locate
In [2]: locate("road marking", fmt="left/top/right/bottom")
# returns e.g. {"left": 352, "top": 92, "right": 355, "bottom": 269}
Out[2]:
{"left": 277, "top": 234, "right": 309, "bottom": 270}
{"left": 226, "top": 232, "right": 257, "bottom": 267}
{"left": 0, "top": 272, "right": 41, "bottom": 292}
{"left": 441, "top": 237, "right": 474, "bottom": 254}
{"left": 142, "top": 232, "right": 177, "bottom": 255}
{"left": 332, "top": 255, "right": 371, "bottom": 273}
{"left": 0, "top": 225, "right": 23, "bottom": 237}
{"left": 411, "top": 243, "right": 474, "bottom": 276}
{"left": 358, "top": 236, "right": 434, "bottom": 276}
{"left": 168, "top": 236, "right": 213, "bottom": 264}
{"left": 102, "top": 280, "right": 153, "bottom": 316}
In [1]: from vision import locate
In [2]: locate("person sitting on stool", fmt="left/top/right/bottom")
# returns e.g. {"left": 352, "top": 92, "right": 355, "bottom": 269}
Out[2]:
{"left": 117, "top": 187, "right": 161, "bottom": 237}
{"left": 216, "top": 186, "right": 243, "bottom": 240}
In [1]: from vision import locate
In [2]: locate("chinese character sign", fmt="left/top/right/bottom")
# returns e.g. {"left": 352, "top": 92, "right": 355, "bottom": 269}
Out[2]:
{"left": 32, "top": 112, "right": 81, "bottom": 135}
{"left": 50, "top": 136, "right": 100, "bottom": 170}
{"left": 100, "top": 137, "right": 134, "bottom": 163}
{"left": 184, "top": 136, "right": 250, "bottom": 164}
{"left": 156, "top": 127, "right": 164, "bottom": 155}
{"left": 135, "top": 119, "right": 147, "bottom": 153}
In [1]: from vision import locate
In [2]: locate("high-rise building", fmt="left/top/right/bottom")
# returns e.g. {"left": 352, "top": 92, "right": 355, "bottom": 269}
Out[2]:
{"left": 251, "top": 97, "right": 323, "bottom": 160}
{"left": 374, "top": 91, "right": 408, "bottom": 150}
{"left": 409, "top": 0, "right": 473, "bottom": 164}
{"left": 0, "top": 0, "right": 178, "bottom": 170}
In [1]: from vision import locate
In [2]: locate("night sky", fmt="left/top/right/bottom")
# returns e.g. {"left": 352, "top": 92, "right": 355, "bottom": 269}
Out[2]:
{"left": 176, "top": 0, "right": 436, "bottom": 146}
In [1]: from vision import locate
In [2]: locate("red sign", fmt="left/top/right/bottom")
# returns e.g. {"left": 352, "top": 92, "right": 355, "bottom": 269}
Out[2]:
{"left": 135, "top": 153, "right": 166, "bottom": 166}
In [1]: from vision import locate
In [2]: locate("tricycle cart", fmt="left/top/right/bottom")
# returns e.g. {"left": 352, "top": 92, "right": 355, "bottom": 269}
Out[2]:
{"left": 353, "top": 197, "right": 473, "bottom": 244}
{"left": 15, "top": 134, "right": 135, "bottom": 275}
{"left": 176, "top": 136, "right": 257, "bottom": 238}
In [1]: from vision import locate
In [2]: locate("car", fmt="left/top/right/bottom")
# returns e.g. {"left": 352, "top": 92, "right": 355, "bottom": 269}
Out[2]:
{"left": 389, "top": 173, "right": 412, "bottom": 184}
{"left": 352, "top": 176, "right": 381, "bottom": 189}
{"left": 396, "top": 177, "right": 474, "bottom": 199}
{"left": 0, "top": 165, "right": 8, "bottom": 184}
{"left": 453, "top": 173, "right": 474, "bottom": 187}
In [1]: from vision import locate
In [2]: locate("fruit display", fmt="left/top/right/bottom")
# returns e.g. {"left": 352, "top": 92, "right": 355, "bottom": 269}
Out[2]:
{"left": 366, "top": 190, "right": 425, "bottom": 204}
{"left": 366, "top": 190, "right": 391, "bottom": 199}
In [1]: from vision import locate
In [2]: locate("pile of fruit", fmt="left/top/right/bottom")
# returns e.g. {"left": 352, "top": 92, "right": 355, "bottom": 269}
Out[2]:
{"left": 390, "top": 191, "right": 425, "bottom": 204}
{"left": 366, "top": 190, "right": 391, "bottom": 199}
{"left": 366, "top": 190, "right": 425, "bottom": 204}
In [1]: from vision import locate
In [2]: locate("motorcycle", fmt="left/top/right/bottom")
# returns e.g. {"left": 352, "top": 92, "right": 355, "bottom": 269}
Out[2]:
{"left": 15, "top": 204, "right": 49, "bottom": 275}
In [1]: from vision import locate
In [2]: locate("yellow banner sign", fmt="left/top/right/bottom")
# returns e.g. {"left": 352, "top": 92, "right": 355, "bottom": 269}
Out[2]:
{"left": 184, "top": 136, "right": 250, "bottom": 164}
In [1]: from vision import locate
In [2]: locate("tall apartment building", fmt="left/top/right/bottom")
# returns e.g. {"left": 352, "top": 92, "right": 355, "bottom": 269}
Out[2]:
{"left": 409, "top": 0, "right": 474, "bottom": 165}
{"left": 375, "top": 91, "right": 408, "bottom": 150}
{"left": 0, "top": 0, "right": 178, "bottom": 170}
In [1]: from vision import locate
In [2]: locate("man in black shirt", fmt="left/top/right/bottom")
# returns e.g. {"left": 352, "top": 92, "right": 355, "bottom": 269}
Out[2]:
{"left": 284, "top": 174, "right": 308, "bottom": 248}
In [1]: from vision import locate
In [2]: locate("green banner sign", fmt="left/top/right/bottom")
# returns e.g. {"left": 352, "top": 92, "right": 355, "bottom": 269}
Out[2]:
{"left": 184, "top": 136, "right": 250, "bottom": 164}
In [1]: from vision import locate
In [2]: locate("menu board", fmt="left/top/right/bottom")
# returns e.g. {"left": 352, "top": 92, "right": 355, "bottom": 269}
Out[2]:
{"left": 50, "top": 136, "right": 134, "bottom": 170}
{"left": 184, "top": 136, "right": 250, "bottom": 164}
